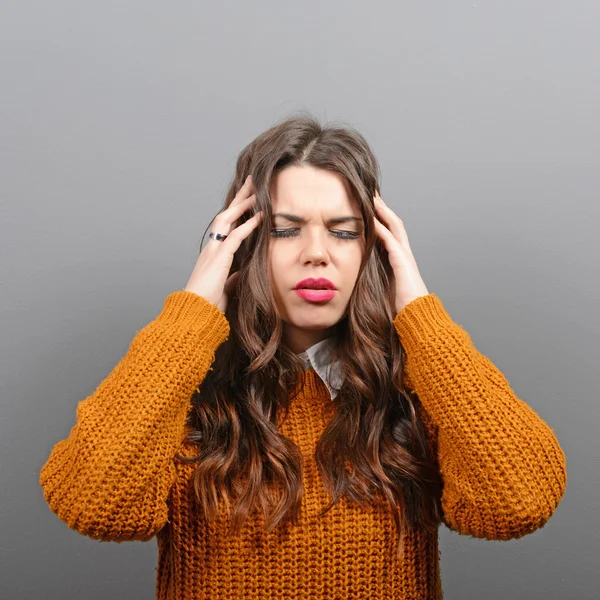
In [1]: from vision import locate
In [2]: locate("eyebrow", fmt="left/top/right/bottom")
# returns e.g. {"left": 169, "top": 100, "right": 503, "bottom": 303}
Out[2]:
{"left": 272, "top": 213, "right": 363, "bottom": 225}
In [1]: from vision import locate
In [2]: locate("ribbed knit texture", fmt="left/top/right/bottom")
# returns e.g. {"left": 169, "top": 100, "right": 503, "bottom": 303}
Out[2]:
{"left": 39, "top": 290, "right": 567, "bottom": 599}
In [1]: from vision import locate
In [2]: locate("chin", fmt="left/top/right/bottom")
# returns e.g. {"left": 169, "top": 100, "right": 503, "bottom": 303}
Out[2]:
{"left": 290, "top": 320, "right": 335, "bottom": 330}
{"left": 282, "top": 310, "right": 343, "bottom": 330}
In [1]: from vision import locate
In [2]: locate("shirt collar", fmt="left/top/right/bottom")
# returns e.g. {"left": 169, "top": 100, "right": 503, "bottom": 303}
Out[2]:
{"left": 296, "top": 336, "right": 344, "bottom": 400}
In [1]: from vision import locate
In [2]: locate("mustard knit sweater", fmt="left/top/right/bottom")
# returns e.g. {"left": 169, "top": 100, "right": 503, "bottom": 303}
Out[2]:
{"left": 39, "top": 290, "right": 567, "bottom": 599}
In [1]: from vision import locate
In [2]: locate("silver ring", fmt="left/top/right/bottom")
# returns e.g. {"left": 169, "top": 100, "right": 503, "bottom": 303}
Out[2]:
{"left": 209, "top": 232, "right": 228, "bottom": 242}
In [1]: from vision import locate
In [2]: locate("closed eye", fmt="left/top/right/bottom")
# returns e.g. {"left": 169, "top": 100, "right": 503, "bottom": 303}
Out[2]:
{"left": 270, "top": 228, "right": 361, "bottom": 240}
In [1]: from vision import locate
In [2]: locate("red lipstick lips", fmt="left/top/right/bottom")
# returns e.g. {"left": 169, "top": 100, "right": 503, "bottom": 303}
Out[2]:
{"left": 293, "top": 278, "right": 337, "bottom": 303}
{"left": 293, "top": 278, "right": 336, "bottom": 290}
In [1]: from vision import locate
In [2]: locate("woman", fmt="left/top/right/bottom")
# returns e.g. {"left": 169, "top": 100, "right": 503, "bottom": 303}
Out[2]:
{"left": 40, "top": 113, "right": 567, "bottom": 599}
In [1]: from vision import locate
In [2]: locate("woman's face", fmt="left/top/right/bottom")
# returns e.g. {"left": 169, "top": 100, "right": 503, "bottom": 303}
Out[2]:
{"left": 267, "top": 165, "right": 365, "bottom": 353}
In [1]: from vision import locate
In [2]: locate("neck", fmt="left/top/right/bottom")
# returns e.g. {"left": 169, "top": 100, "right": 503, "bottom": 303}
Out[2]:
{"left": 282, "top": 324, "right": 335, "bottom": 354}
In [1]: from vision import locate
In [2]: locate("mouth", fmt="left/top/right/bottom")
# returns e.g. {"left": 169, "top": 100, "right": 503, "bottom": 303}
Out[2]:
{"left": 293, "top": 278, "right": 337, "bottom": 291}
{"left": 294, "top": 288, "right": 337, "bottom": 303}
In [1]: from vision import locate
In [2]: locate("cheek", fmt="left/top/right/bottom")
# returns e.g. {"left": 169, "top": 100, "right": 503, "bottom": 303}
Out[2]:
{"left": 267, "top": 247, "right": 286, "bottom": 292}
{"left": 341, "top": 247, "right": 364, "bottom": 279}
{"left": 268, "top": 244, "right": 290, "bottom": 270}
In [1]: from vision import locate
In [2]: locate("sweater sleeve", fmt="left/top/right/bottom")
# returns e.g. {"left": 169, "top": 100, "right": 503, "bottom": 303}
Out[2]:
{"left": 39, "top": 290, "right": 230, "bottom": 542}
{"left": 393, "top": 294, "right": 567, "bottom": 540}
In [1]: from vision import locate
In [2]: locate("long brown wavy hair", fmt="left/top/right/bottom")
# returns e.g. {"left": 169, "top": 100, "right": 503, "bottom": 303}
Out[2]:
{"left": 175, "top": 111, "right": 443, "bottom": 557}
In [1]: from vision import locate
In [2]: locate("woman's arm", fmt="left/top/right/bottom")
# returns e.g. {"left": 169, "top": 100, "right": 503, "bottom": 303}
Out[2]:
{"left": 39, "top": 290, "right": 230, "bottom": 542}
{"left": 394, "top": 294, "right": 567, "bottom": 540}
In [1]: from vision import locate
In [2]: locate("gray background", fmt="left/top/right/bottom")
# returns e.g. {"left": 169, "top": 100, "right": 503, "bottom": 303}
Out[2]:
{"left": 1, "top": 1, "right": 597, "bottom": 598}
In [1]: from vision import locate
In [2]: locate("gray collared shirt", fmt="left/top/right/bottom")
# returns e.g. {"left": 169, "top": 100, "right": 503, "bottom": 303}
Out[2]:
{"left": 296, "top": 336, "right": 344, "bottom": 400}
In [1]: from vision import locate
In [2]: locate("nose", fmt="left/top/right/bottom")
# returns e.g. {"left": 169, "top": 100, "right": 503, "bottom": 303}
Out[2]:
{"left": 300, "top": 227, "right": 331, "bottom": 265}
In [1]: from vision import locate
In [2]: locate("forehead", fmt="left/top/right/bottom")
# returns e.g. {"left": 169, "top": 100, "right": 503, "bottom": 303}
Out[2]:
{"left": 269, "top": 166, "right": 360, "bottom": 215}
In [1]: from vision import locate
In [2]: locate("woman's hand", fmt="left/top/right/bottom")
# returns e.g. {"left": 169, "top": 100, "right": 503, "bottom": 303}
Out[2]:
{"left": 185, "top": 175, "right": 263, "bottom": 313}
{"left": 373, "top": 191, "right": 430, "bottom": 315}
